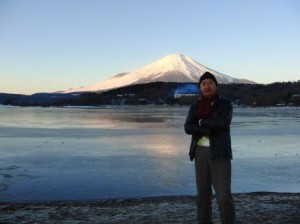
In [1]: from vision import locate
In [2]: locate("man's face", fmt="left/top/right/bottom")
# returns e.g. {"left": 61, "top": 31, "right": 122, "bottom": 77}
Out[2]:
{"left": 200, "top": 78, "right": 217, "bottom": 98}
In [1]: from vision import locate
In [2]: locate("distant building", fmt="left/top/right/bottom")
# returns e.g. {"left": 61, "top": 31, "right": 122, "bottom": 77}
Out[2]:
{"left": 174, "top": 93, "right": 198, "bottom": 99}
{"left": 290, "top": 94, "right": 300, "bottom": 106}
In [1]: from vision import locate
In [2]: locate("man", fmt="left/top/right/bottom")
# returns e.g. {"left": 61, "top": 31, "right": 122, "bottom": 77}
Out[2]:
{"left": 184, "top": 72, "right": 235, "bottom": 224}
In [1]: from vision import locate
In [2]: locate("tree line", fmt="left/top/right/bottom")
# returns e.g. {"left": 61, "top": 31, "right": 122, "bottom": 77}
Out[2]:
{"left": 1, "top": 81, "right": 300, "bottom": 107}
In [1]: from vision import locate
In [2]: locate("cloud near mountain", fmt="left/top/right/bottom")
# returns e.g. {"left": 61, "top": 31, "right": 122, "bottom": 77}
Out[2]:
{"left": 65, "top": 54, "right": 255, "bottom": 93}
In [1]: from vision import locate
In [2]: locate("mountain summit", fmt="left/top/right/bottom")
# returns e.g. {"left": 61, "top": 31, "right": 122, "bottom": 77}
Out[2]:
{"left": 66, "top": 54, "right": 254, "bottom": 92}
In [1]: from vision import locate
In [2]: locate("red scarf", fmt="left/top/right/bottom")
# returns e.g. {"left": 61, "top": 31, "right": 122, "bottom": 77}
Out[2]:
{"left": 195, "top": 94, "right": 218, "bottom": 140}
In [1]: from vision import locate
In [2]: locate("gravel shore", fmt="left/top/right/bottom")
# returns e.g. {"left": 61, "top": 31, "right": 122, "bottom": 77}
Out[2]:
{"left": 0, "top": 192, "right": 299, "bottom": 224}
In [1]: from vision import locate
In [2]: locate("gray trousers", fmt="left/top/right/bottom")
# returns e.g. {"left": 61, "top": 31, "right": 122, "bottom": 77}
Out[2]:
{"left": 195, "top": 146, "right": 235, "bottom": 224}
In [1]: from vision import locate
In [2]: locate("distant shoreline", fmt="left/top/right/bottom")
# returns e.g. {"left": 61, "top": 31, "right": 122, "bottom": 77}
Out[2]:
{"left": 1, "top": 82, "right": 300, "bottom": 107}
{"left": 1, "top": 192, "right": 299, "bottom": 224}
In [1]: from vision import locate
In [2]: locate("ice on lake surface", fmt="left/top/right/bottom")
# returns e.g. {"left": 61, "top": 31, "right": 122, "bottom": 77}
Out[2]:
{"left": 0, "top": 105, "right": 299, "bottom": 201}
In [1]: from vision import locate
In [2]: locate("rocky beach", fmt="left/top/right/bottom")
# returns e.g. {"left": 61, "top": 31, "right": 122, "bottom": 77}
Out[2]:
{"left": 0, "top": 192, "right": 299, "bottom": 224}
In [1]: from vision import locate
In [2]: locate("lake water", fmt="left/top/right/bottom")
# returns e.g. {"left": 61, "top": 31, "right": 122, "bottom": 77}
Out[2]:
{"left": 0, "top": 105, "right": 299, "bottom": 202}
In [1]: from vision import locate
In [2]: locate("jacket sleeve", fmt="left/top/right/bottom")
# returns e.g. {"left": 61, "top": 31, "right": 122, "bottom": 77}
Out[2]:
{"left": 184, "top": 104, "right": 210, "bottom": 135}
{"left": 200, "top": 99, "right": 232, "bottom": 131}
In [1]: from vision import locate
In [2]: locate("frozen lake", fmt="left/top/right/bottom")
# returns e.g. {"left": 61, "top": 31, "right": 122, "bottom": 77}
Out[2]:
{"left": 0, "top": 105, "right": 299, "bottom": 201}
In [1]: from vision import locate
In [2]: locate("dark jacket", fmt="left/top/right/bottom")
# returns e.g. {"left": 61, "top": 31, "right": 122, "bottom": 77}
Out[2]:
{"left": 184, "top": 97, "right": 233, "bottom": 161}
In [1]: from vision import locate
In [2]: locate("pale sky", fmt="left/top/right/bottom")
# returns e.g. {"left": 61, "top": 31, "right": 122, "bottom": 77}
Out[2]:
{"left": 0, "top": 0, "right": 299, "bottom": 94}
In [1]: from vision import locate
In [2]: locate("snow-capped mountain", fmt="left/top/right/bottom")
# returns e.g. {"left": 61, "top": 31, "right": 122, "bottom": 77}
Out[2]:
{"left": 65, "top": 54, "right": 254, "bottom": 93}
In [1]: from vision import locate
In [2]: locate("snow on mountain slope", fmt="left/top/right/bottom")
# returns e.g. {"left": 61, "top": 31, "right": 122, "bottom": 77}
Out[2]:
{"left": 65, "top": 54, "right": 254, "bottom": 93}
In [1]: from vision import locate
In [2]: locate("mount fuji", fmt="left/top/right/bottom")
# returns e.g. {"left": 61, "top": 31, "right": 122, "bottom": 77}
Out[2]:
{"left": 65, "top": 54, "right": 254, "bottom": 93}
